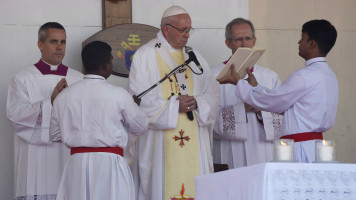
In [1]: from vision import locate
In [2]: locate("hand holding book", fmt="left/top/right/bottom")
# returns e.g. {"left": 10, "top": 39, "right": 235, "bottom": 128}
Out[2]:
{"left": 245, "top": 69, "right": 258, "bottom": 87}
{"left": 217, "top": 65, "right": 258, "bottom": 87}
{"left": 217, "top": 64, "right": 240, "bottom": 85}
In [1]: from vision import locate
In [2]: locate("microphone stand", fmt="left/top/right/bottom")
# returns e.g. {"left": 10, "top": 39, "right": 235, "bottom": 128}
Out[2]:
{"left": 136, "top": 57, "right": 203, "bottom": 121}
{"left": 137, "top": 61, "right": 190, "bottom": 98}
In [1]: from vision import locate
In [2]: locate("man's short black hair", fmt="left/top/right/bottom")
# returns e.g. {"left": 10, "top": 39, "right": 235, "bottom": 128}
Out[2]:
{"left": 81, "top": 41, "right": 112, "bottom": 72}
{"left": 302, "top": 19, "right": 337, "bottom": 56}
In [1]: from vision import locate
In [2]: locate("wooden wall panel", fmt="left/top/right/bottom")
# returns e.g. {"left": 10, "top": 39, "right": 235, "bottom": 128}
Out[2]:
{"left": 102, "top": 0, "right": 132, "bottom": 29}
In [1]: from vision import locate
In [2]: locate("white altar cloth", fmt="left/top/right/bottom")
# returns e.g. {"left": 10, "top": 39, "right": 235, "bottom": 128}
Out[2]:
{"left": 195, "top": 162, "right": 356, "bottom": 200}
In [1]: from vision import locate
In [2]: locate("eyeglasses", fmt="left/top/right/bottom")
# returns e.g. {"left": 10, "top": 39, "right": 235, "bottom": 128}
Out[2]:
{"left": 231, "top": 36, "right": 254, "bottom": 43}
{"left": 166, "top": 24, "right": 195, "bottom": 35}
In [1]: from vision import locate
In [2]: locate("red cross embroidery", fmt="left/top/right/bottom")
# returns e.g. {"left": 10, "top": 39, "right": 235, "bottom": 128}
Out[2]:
{"left": 173, "top": 129, "right": 190, "bottom": 147}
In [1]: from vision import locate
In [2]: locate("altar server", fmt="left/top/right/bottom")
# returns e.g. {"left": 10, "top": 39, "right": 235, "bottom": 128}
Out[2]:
{"left": 50, "top": 41, "right": 148, "bottom": 200}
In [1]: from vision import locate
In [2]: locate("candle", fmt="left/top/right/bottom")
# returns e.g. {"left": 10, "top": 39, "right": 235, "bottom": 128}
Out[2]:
{"left": 274, "top": 139, "right": 294, "bottom": 162}
{"left": 171, "top": 184, "right": 194, "bottom": 200}
{"left": 277, "top": 141, "right": 293, "bottom": 161}
{"left": 172, "top": 195, "right": 193, "bottom": 200}
{"left": 317, "top": 140, "right": 334, "bottom": 162}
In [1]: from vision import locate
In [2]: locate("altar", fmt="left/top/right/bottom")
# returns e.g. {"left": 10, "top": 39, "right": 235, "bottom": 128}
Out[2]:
{"left": 195, "top": 162, "right": 356, "bottom": 200}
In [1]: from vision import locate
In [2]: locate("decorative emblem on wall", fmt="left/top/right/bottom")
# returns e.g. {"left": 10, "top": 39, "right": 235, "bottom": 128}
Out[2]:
{"left": 82, "top": 23, "right": 159, "bottom": 77}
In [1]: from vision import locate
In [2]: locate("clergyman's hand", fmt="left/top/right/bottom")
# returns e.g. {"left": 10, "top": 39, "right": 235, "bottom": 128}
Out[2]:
{"left": 217, "top": 64, "right": 241, "bottom": 85}
{"left": 177, "top": 95, "right": 197, "bottom": 113}
{"left": 51, "top": 78, "right": 68, "bottom": 105}
{"left": 133, "top": 95, "right": 141, "bottom": 106}
{"left": 244, "top": 103, "right": 252, "bottom": 112}
{"left": 246, "top": 68, "right": 258, "bottom": 87}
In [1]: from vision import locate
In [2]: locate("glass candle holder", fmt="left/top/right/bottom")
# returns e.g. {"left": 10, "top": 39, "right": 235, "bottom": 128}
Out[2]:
{"left": 274, "top": 139, "right": 294, "bottom": 161}
{"left": 316, "top": 140, "right": 335, "bottom": 162}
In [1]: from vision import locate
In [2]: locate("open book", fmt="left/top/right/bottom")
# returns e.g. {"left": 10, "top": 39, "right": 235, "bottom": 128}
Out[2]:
{"left": 216, "top": 47, "right": 265, "bottom": 80}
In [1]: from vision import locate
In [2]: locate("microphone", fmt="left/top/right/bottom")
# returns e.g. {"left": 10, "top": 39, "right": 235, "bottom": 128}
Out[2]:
{"left": 187, "top": 109, "right": 194, "bottom": 121}
{"left": 185, "top": 46, "right": 203, "bottom": 73}
{"left": 184, "top": 46, "right": 202, "bottom": 121}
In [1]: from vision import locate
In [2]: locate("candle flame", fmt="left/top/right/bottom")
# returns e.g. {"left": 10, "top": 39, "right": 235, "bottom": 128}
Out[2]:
{"left": 180, "top": 184, "right": 185, "bottom": 196}
{"left": 322, "top": 140, "right": 327, "bottom": 146}
{"left": 281, "top": 140, "right": 287, "bottom": 146}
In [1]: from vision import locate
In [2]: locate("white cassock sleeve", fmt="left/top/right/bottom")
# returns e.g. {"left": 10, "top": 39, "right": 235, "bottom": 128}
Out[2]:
{"left": 49, "top": 105, "right": 61, "bottom": 142}
{"left": 213, "top": 103, "right": 248, "bottom": 141}
{"left": 211, "top": 64, "right": 247, "bottom": 140}
{"left": 7, "top": 75, "right": 52, "bottom": 145}
{"left": 236, "top": 72, "right": 306, "bottom": 114}
{"left": 119, "top": 89, "right": 149, "bottom": 135}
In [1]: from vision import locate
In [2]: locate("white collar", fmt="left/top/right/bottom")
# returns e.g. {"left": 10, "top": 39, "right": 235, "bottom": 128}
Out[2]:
{"left": 41, "top": 59, "right": 59, "bottom": 71}
{"left": 84, "top": 74, "right": 105, "bottom": 80}
{"left": 305, "top": 57, "right": 326, "bottom": 67}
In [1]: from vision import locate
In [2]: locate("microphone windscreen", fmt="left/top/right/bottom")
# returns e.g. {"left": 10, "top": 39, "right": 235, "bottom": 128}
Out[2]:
{"left": 187, "top": 111, "right": 194, "bottom": 121}
{"left": 185, "top": 46, "right": 193, "bottom": 54}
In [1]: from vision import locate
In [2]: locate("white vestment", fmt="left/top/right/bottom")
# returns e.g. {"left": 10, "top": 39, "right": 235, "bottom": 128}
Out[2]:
{"left": 50, "top": 74, "right": 149, "bottom": 200}
{"left": 235, "top": 57, "right": 339, "bottom": 162}
{"left": 7, "top": 63, "right": 83, "bottom": 199}
{"left": 212, "top": 63, "right": 282, "bottom": 168}
{"left": 127, "top": 31, "right": 220, "bottom": 200}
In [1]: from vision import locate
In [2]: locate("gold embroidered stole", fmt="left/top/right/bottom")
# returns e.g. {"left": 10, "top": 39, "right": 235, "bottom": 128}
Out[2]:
{"left": 157, "top": 50, "right": 199, "bottom": 200}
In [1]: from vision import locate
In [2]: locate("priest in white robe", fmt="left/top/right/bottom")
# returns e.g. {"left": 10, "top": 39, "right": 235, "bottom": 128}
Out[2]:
{"left": 50, "top": 41, "right": 148, "bottom": 200}
{"left": 212, "top": 18, "right": 283, "bottom": 168}
{"left": 6, "top": 22, "right": 83, "bottom": 200}
{"left": 217, "top": 19, "right": 338, "bottom": 163}
{"left": 127, "top": 6, "right": 220, "bottom": 200}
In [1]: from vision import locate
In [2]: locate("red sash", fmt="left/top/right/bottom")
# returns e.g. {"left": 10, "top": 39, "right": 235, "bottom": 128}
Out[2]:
{"left": 280, "top": 132, "right": 323, "bottom": 142}
{"left": 70, "top": 147, "right": 123, "bottom": 156}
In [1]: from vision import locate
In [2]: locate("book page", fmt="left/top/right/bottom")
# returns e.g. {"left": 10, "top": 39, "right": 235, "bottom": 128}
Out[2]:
{"left": 237, "top": 48, "right": 265, "bottom": 78}
{"left": 216, "top": 48, "right": 251, "bottom": 80}
{"left": 216, "top": 47, "right": 265, "bottom": 80}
